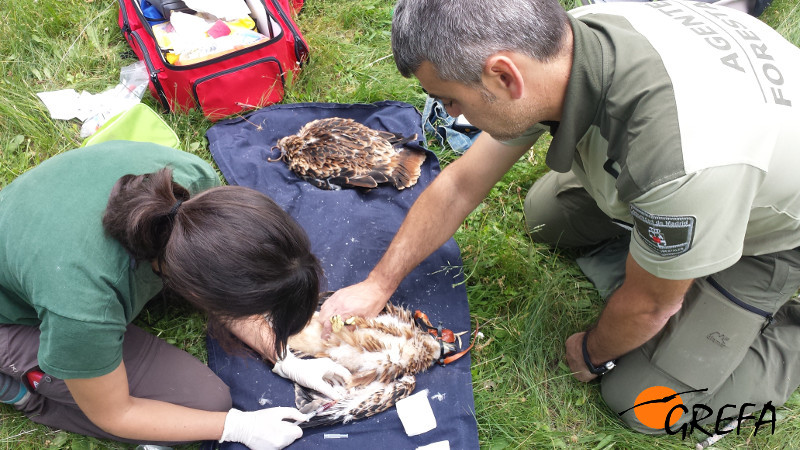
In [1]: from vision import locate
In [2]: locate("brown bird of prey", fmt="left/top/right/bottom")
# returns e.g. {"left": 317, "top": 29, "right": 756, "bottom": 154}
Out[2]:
{"left": 270, "top": 117, "right": 427, "bottom": 191}
{"left": 284, "top": 303, "right": 455, "bottom": 427}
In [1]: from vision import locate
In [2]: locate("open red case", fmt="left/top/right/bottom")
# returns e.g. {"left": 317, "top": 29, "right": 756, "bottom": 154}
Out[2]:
{"left": 118, "top": 0, "right": 308, "bottom": 121}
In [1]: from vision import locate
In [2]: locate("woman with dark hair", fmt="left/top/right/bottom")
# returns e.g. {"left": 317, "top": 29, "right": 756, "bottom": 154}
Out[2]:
{"left": 0, "top": 141, "right": 348, "bottom": 449}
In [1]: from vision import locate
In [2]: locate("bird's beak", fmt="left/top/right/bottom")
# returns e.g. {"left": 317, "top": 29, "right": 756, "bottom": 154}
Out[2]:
{"left": 267, "top": 145, "right": 284, "bottom": 162}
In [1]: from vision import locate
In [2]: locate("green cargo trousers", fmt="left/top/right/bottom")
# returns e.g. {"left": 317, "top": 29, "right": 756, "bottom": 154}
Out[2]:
{"left": 524, "top": 170, "right": 800, "bottom": 435}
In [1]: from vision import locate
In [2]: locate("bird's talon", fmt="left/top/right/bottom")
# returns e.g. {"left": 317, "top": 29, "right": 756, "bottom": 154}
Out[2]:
{"left": 331, "top": 315, "right": 344, "bottom": 333}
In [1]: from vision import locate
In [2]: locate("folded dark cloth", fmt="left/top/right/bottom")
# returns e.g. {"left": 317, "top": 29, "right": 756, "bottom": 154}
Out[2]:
{"left": 205, "top": 101, "right": 479, "bottom": 449}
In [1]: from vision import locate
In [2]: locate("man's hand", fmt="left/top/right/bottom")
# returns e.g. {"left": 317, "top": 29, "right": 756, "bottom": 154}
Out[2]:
{"left": 318, "top": 280, "right": 391, "bottom": 338}
{"left": 565, "top": 332, "right": 599, "bottom": 383}
{"left": 272, "top": 351, "right": 351, "bottom": 399}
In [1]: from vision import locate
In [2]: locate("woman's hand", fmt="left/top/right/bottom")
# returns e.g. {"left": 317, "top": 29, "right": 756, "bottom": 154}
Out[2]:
{"left": 272, "top": 350, "right": 350, "bottom": 399}
{"left": 220, "top": 407, "right": 306, "bottom": 449}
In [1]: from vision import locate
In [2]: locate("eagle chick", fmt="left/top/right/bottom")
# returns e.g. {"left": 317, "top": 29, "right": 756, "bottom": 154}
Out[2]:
{"left": 286, "top": 303, "right": 454, "bottom": 428}
{"left": 272, "top": 117, "right": 426, "bottom": 191}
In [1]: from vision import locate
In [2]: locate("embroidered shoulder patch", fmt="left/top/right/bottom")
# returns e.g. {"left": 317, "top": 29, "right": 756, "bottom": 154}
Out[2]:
{"left": 630, "top": 205, "right": 696, "bottom": 257}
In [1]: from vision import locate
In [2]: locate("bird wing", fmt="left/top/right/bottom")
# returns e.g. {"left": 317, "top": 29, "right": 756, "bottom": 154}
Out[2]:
{"left": 295, "top": 375, "right": 417, "bottom": 428}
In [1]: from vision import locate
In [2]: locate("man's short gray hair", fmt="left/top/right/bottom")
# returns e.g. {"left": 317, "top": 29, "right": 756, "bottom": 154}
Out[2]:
{"left": 392, "top": 0, "right": 570, "bottom": 84}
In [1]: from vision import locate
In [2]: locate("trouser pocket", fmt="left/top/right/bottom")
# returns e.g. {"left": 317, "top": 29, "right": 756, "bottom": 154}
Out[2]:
{"left": 0, "top": 324, "right": 41, "bottom": 378}
{"left": 650, "top": 277, "right": 771, "bottom": 392}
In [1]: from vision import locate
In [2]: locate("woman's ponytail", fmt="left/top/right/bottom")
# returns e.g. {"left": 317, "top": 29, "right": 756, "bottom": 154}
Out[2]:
{"left": 102, "top": 168, "right": 190, "bottom": 262}
{"left": 103, "top": 168, "right": 322, "bottom": 358}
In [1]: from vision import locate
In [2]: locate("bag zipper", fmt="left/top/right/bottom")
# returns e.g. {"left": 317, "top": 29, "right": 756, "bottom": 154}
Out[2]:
{"left": 707, "top": 276, "right": 775, "bottom": 333}
{"left": 129, "top": 30, "right": 170, "bottom": 110}
{"left": 191, "top": 57, "right": 285, "bottom": 109}
{"left": 268, "top": 0, "right": 309, "bottom": 66}
{"left": 119, "top": 0, "right": 169, "bottom": 108}
{"left": 118, "top": 0, "right": 132, "bottom": 34}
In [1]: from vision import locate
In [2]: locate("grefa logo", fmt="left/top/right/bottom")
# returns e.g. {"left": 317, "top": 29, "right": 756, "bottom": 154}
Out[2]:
{"left": 619, "top": 386, "right": 776, "bottom": 439}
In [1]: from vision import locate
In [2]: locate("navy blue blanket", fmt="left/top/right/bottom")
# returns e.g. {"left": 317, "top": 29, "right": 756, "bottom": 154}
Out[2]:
{"left": 205, "top": 101, "right": 478, "bottom": 449}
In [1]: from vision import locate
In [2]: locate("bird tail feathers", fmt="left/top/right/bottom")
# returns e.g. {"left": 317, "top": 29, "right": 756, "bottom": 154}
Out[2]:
{"left": 391, "top": 147, "right": 427, "bottom": 190}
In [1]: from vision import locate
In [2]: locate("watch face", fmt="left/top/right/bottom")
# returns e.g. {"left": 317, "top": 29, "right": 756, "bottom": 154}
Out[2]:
{"left": 589, "top": 360, "right": 615, "bottom": 375}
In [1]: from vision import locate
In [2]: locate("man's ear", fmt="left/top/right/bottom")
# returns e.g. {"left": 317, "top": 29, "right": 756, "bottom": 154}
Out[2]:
{"left": 483, "top": 54, "right": 524, "bottom": 100}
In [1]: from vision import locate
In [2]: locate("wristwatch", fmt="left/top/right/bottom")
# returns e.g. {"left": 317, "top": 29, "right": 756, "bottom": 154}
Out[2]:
{"left": 582, "top": 332, "right": 617, "bottom": 375}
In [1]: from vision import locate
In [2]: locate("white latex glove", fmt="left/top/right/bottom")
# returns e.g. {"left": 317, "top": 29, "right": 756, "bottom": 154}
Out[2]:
{"left": 272, "top": 350, "right": 351, "bottom": 399}
{"left": 220, "top": 407, "right": 305, "bottom": 449}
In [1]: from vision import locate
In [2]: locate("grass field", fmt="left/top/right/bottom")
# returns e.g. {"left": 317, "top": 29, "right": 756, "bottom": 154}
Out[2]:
{"left": 1, "top": 0, "right": 799, "bottom": 448}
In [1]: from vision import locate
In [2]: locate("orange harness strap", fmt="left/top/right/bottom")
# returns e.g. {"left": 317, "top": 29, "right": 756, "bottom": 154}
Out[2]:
{"left": 440, "top": 319, "right": 479, "bottom": 365}
{"left": 413, "top": 310, "right": 479, "bottom": 366}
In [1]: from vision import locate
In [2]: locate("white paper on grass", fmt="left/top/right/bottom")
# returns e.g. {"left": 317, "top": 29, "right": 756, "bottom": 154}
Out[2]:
{"left": 36, "top": 61, "right": 149, "bottom": 137}
{"left": 395, "top": 389, "right": 437, "bottom": 437}
{"left": 36, "top": 90, "right": 84, "bottom": 121}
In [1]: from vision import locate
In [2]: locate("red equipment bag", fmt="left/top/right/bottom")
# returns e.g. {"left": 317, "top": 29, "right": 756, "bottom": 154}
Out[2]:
{"left": 118, "top": 0, "right": 309, "bottom": 121}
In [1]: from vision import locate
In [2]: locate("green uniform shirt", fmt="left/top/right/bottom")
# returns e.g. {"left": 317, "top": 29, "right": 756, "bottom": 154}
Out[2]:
{"left": 508, "top": 1, "right": 800, "bottom": 280}
{"left": 0, "top": 141, "right": 220, "bottom": 379}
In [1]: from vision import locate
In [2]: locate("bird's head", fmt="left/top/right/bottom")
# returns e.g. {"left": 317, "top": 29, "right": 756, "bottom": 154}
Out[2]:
{"left": 424, "top": 333, "right": 457, "bottom": 361}
{"left": 269, "top": 135, "right": 300, "bottom": 162}
{"left": 277, "top": 135, "right": 304, "bottom": 156}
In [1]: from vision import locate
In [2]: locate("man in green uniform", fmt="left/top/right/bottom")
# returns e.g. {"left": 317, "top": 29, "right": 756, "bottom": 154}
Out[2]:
{"left": 318, "top": 0, "right": 800, "bottom": 433}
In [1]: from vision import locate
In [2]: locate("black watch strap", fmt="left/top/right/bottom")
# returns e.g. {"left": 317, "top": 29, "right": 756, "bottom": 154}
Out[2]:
{"left": 582, "top": 332, "right": 616, "bottom": 375}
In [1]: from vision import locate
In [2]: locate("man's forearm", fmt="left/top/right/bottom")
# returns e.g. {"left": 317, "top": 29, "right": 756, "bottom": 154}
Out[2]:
{"left": 586, "top": 288, "right": 677, "bottom": 364}
{"left": 365, "top": 136, "right": 530, "bottom": 293}
{"left": 584, "top": 254, "right": 693, "bottom": 365}
{"left": 318, "top": 136, "right": 532, "bottom": 329}
{"left": 366, "top": 168, "right": 481, "bottom": 293}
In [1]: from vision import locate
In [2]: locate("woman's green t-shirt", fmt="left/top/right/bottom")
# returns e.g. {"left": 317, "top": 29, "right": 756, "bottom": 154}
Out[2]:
{"left": 0, "top": 141, "right": 220, "bottom": 379}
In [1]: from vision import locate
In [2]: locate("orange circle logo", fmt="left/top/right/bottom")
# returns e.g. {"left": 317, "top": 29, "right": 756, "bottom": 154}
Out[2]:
{"left": 634, "top": 386, "right": 684, "bottom": 429}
